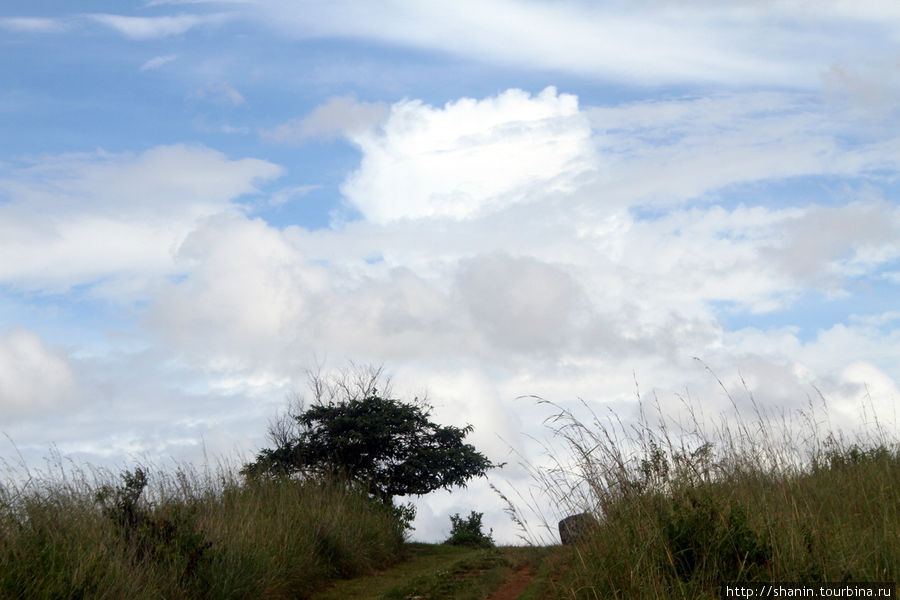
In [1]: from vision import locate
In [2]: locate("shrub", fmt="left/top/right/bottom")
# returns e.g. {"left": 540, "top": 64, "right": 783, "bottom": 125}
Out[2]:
{"left": 445, "top": 511, "right": 494, "bottom": 548}
{"left": 656, "top": 489, "right": 771, "bottom": 582}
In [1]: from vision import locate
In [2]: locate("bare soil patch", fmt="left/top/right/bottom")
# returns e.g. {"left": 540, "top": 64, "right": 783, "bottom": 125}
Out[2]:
{"left": 486, "top": 564, "right": 536, "bottom": 600}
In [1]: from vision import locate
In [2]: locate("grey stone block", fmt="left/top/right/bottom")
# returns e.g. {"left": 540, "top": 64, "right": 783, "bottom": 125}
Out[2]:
{"left": 558, "top": 512, "right": 598, "bottom": 545}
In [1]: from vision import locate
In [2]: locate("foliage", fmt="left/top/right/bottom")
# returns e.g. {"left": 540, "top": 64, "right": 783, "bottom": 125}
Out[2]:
{"left": 242, "top": 379, "right": 498, "bottom": 503}
{"left": 655, "top": 489, "right": 771, "bottom": 582}
{"left": 445, "top": 511, "right": 495, "bottom": 549}
{"left": 392, "top": 501, "right": 418, "bottom": 532}
{"left": 94, "top": 468, "right": 148, "bottom": 530}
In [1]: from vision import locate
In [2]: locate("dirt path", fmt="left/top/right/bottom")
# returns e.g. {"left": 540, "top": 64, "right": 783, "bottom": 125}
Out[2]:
{"left": 308, "top": 544, "right": 553, "bottom": 600}
{"left": 485, "top": 564, "right": 536, "bottom": 600}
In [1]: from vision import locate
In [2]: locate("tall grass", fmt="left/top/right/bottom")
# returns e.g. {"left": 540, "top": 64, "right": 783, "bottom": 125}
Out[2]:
{"left": 531, "top": 381, "right": 898, "bottom": 599}
{"left": 0, "top": 455, "right": 406, "bottom": 599}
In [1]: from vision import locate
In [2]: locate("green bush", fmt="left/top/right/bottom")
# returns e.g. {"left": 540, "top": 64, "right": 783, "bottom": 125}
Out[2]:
{"left": 445, "top": 511, "right": 494, "bottom": 548}
{"left": 657, "top": 489, "right": 771, "bottom": 582}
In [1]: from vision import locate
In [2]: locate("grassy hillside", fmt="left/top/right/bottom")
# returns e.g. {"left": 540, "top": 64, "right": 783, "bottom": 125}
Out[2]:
{"left": 530, "top": 391, "right": 899, "bottom": 599}
{"left": 0, "top": 461, "right": 405, "bottom": 599}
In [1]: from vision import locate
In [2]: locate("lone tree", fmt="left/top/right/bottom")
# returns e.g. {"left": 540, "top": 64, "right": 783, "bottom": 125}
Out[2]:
{"left": 242, "top": 367, "right": 498, "bottom": 504}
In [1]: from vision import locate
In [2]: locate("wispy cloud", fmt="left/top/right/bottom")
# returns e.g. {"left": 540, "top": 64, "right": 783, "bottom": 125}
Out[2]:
{"left": 189, "top": 82, "right": 247, "bottom": 107}
{"left": 220, "top": 0, "right": 900, "bottom": 89}
{"left": 88, "top": 12, "right": 229, "bottom": 40}
{"left": 144, "top": 0, "right": 249, "bottom": 5}
{"left": 262, "top": 95, "right": 389, "bottom": 143}
{"left": 0, "top": 17, "right": 66, "bottom": 33}
{"left": 234, "top": 2, "right": 790, "bottom": 87}
{"left": 267, "top": 184, "right": 322, "bottom": 207}
{"left": 140, "top": 54, "right": 178, "bottom": 71}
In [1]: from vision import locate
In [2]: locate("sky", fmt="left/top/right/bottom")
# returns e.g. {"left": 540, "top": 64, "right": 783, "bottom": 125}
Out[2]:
{"left": 1, "top": 0, "right": 899, "bottom": 544}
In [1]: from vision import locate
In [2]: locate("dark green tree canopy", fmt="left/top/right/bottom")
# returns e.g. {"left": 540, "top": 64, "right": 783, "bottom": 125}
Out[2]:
{"left": 242, "top": 391, "right": 498, "bottom": 503}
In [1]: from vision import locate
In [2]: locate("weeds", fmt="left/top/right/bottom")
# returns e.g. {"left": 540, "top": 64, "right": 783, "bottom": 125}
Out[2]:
{"left": 94, "top": 468, "right": 213, "bottom": 591}
{"left": 525, "top": 376, "right": 898, "bottom": 599}
{"left": 0, "top": 459, "right": 406, "bottom": 599}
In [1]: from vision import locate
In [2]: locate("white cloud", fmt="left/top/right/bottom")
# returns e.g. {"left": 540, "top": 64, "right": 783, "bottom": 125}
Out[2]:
{"left": 336, "top": 89, "right": 900, "bottom": 229}
{"left": 148, "top": 196, "right": 894, "bottom": 392}
{"left": 251, "top": 1, "right": 783, "bottom": 86}
{"left": 147, "top": 216, "right": 478, "bottom": 375}
{"left": 760, "top": 201, "right": 900, "bottom": 288}
{"left": 609, "top": 201, "right": 900, "bottom": 315}
{"left": 822, "top": 61, "right": 900, "bottom": 117}
{"left": 244, "top": 0, "right": 900, "bottom": 88}
{"left": 587, "top": 93, "right": 860, "bottom": 208}
{"left": 713, "top": 323, "right": 900, "bottom": 441}
{"left": 189, "top": 82, "right": 247, "bottom": 106}
{"left": 265, "top": 184, "right": 321, "bottom": 207}
{"left": 319, "top": 88, "right": 900, "bottom": 315}
{"left": 0, "top": 330, "right": 76, "bottom": 417}
{"left": 456, "top": 254, "right": 584, "bottom": 353}
{"left": 342, "top": 87, "right": 597, "bottom": 223}
{"left": 0, "top": 145, "right": 281, "bottom": 294}
{"left": 262, "top": 95, "right": 389, "bottom": 143}
{"left": 88, "top": 12, "right": 229, "bottom": 40}
{"left": 140, "top": 54, "right": 178, "bottom": 71}
{"left": 837, "top": 361, "right": 899, "bottom": 429}
{"left": 146, "top": 213, "right": 328, "bottom": 370}
{"left": 0, "top": 17, "right": 66, "bottom": 33}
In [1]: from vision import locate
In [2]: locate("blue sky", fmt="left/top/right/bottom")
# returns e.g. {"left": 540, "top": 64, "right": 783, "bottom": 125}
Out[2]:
{"left": 2, "top": 1, "right": 899, "bottom": 543}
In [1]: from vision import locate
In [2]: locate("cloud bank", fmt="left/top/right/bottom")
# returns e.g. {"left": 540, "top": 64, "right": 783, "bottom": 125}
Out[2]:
{"left": 0, "top": 145, "right": 281, "bottom": 293}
